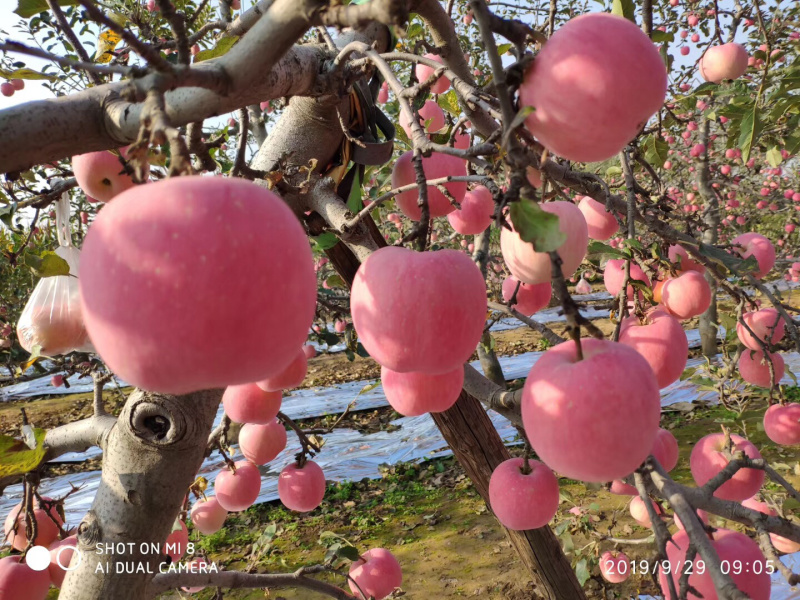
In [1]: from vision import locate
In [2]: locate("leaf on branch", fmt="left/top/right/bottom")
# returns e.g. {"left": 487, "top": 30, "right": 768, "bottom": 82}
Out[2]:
{"left": 738, "top": 104, "right": 762, "bottom": 164}
{"left": 697, "top": 243, "right": 759, "bottom": 276}
{"left": 14, "top": 0, "right": 77, "bottom": 18}
{"left": 509, "top": 199, "right": 566, "bottom": 253}
{"left": 94, "top": 12, "right": 127, "bottom": 64}
{"left": 0, "top": 68, "right": 57, "bottom": 82}
{"left": 650, "top": 30, "right": 674, "bottom": 43}
{"left": 326, "top": 274, "right": 345, "bottom": 289}
{"left": 437, "top": 90, "right": 461, "bottom": 117}
{"left": 0, "top": 428, "right": 46, "bottom": 478}
{"left": 765, "top": 146, "right": 782, "bottom": 168}
{"left": 312, "top": 232, "right": 339, "bottom": 250}
{"left": 347, "top": 168, "right": 363, "bottom": 214}
{"left": 586, "top": 241, "right": 629, "bottom": 261}
{"left": 194, "top": 36, "right": 239, "bottom": 62}
{"left": 611, "top": 0, "right": 636, "bottom": 23}
{"left": 642, "top": 135, "right": 669, "bottom": 168}
{"left": 24, "top": 251, "right": 71, "bottom": 278}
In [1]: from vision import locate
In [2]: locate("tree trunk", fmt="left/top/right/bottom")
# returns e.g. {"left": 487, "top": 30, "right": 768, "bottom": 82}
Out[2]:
{"left": 431, "top": 393, "right": 586, "bottom": 600}
{"left": 60, "top": 389, "right": 222, "bottom": 600}
{"left": 698, "top": 119, "right": 719, "bottom": 358}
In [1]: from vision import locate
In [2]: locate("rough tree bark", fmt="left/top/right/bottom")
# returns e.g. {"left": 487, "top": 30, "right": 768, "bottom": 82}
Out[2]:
{"left": 697, "top": 119, "right": 720, "bottom": 358}
{"left": 59, "top": 389, "right": 222, "bottom": 600}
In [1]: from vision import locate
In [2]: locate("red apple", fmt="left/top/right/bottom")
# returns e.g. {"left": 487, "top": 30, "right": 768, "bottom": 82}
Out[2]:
{"left": 599, "top": 551, "right": 630, "bottom": 583}
{"left": 689, "top": 433, "right": 765, "bottom": 500}
{"left": 391, "top": 151, "right": 467, "bottom": 220}
{"left": 629, "top": 496, "right": 663, "bottom": 528}
{"left": 699, "top": 43, "right": 749, "bottom": 83}
{"left": 0, "top": 555, "right": 51, "bottom": 600}
{"left": 222, "top": 383, "right": 282, "bottom": 424}
{"left": 738, "top": 349, "right": 785, "bottom": 388}
{"left": 578, "top": 196, "right": 618, "bottom": 241}
{"left": 619, "top": 309, "right": 688, "bottom": 389}
{"left": 214, "top": 461, "right": 262, "bottom": 512}
{"left": 731, "top": 232, "right": 775, "bottom": 279}
{"left": 519, "top": 13, "right": 667, "bottom": 162}
{"left": 488, "top": 458, "right": 560, "bottom": 530}
{"left": 349, "top": 548, "right": 402, "bottom": 600}
{"left": 736, "top": 308, "right": 785, "bottom": 350}
{"left": 190, "top": 496, "right": 228, "bottom": 535}
{"left": 501, "top": 201, "right": 589, "bottom": 284}
{"left": 80, "top": 177, "right": 317, "bottom": 394}
{"left": 381, "top": 366, "right": 463, "bottom": 416}
{"left": 501, "top": 276, "right": 552, "bottom": 316}
{"left": 521, "top": 338, "right": 661, "bottom": 482}
{"left": 415, "top": 54, "right": 450, "bottom": 94}
{"left": 351, "top": 247, "right": 486, "bottom": 374}
{"left": 277, "top": 461, "right": 326, "bottom": 512}
{"left": 447, "top": 185, "right": 494, "bottom": 235}
{"left": 650, "top": 428, "right": 679, "bottom": 472}
{"left": 256, "top": 350, "right": 307, "bottom": 392}
{"left": 49, "top": 535, "right": 77, "bottom": 588}
{"left": 239, "top": 419, "right": 287, "bottom": 465}
{"left": 763, "top": 403, "right": 800, "bottom": 446}
{"left": 71, "top": 149, "right": 135, "bottom": 202}
{"left": 667, "top": 245, "right": 705, "bottom": 274}
{"left": 661, "top": 271, "right": 711, "bottom": 319}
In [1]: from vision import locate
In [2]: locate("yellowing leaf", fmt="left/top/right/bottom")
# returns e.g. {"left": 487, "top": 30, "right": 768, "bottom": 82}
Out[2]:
{"left": 0, "top": 428, "right": 47, "bottom": 478}
{"left": 95, "top": 13, "right": 126, "bottom": 64}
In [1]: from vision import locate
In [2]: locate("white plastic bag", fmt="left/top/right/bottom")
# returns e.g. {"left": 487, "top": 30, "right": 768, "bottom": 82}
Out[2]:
{"left": 16, "top": 190, "right": 93, "bottom": 356}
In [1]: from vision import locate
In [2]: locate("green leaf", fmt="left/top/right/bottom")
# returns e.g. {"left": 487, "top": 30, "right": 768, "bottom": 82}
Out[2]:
{"left": 605, "top": 166, "right": 622, "bottom": 178}
{"left": 575, "top": 558, "right": 591, "bottom": 586}
{"left": 355, "top": 343, "right": 370, "bottom": 358}
{"left": 15, "top": 0, "right": 78, "bottom": 18}
{"left": 697, "top": 242, "right": 759, "bottom": 277}
{"left": 193, "top": 36, "right": 239, "bottom": 62}
{"left": 643, "top": 135, "right": 669, "bottom": 168}
{"left": 650, "top": 30, "right": 674, "bottom": 43}
{"left": 437, "top": 90, "right": 461, "bottom": 117}
{"left": 766, "top": 146, "right": 782, "bottom": 167}
{"left": 611, "top": 0, "right": 635, "bottom": 22}
{"left": 358, "top": 381, "right": 380, "bottom": 396}
{"left": 336, "top": 545, "right": 362, "bottom": 561}
{"left": 347, "top": 168, "right": 363, "bottom": 214}
{"left": 0, "top": 68, "right": 57, "bottom": 82}
{"left": 509, "top": 199, "right": 566, "bottom": 253}
{"left": 496, "top": 43, "right": 513, "bottom": 56}
{"left": 738, "top": 105, "right": 762, "bottom": 164}
{"left": 0, "top": 428, "right": 46, "bottom": 477}
{"left": 313, "top": 232, "right": 339, "bottom": 251}
{"left": 691, "top": 82, "right": 718, "bottom": 97}
{"left": 325, "top": 274, "right": 345, "bottom": 289}
{"left": 24, "top": 251, "right": 71, "bottom": 277}
{"left": 586, "top": 240, "right": 629, "bottom": 261}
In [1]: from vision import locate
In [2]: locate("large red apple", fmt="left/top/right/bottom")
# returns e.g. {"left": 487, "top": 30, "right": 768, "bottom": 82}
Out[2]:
{"left": 256, "top": 350, "right": 307, "bottom": 392}
{"left": 239, "top": 419, "right": 288, "bottom": 464}
{"left": 49, "top": 535, "right": 78, "bottom": 588}
{"left": 736, "top": 308, "right": 785, "bottom": 351}
{"left": 659, "top": 529, "right": 769, "bottom": 600}
{"left": 699, "top": 43, "right": 749, "bottom": 83}
{"left": 500, "top": 201, "right": 589, "bottom": 284}
{"left": 222, "top": 383, "right": 282, "bottom": 424}
{"left": 629, "top": 496, "right": 662, "bottom": 528}
{"left": 214, "top": 461, "right": 262, "bottom": 512}
{"left": 278, "top": 461, "right": 326, "bottom": 512}
{"left": 599, "top": 551, "right": 630, "bottom": 583}
{"left": 381, "top": 366, "right": 463, "bottom": 416}
{"left": 4, "top": 498, "right": 63, "bottom": 551}
{"left": 650, "top": 428, "right": 679, "bottom": 472}
{"left": 741, "top": 497, "right": 800, "bottom": 554}
{"left": 521, "top": 338, "right": 661, "bottom": 482}
{"left": 501, "top": 276, "right": 552, "bottom": 316}
{"left": 660, "top": 271, "right": 711, "bottom": 320}
{"left": 447, "top": 185, "right": 494, "bottom": 235}
{"left": 348, "top": 548, "right": 402, "bottom": 600}
{"left": 71, "top": 149, "right": 135, "bottom": 202}
{"left": 689, "top": 433, "right": 765, "bottom": 500}
{"left": 519, "top": 13, "right": 667, "bottom": 162}
{"left": 488, "top": 458, "right": 560, "bottom": 530}
{"left": 190, "top": 496, "right": 228, "bottom": 535}
{"left": 391, "top": 151, "right": 467, "bottom": 220}
{"left": 763, "top": 403, "right": 800, "bottom": 446}
{"left": 0, "top": 555, "right": 51, "bottom": 600}
{"left": 738, "top": 349, "right": 785, "bottom": 388}
{"left": 603, "top": 259, "right": 650, "bottom": 301}
{"left": 578, "top": 196, "right": 618, "bottom": 241}
{"left": 731, "top": 232, "right": 775, "bottom": 279}
{"left": 399, "top": 100, "right": 446, "bottom": 138}
{"left": 619, "top": 309, "right": 688, "bottom": 389}
{"left": 351, "top": 247, "right": 486, "bottom": 374}
{"left": 80, "top": 176, "right": 317, "bottom": 394}
{"left": 415, "top": 53, "right": 450, "bottom": 94}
